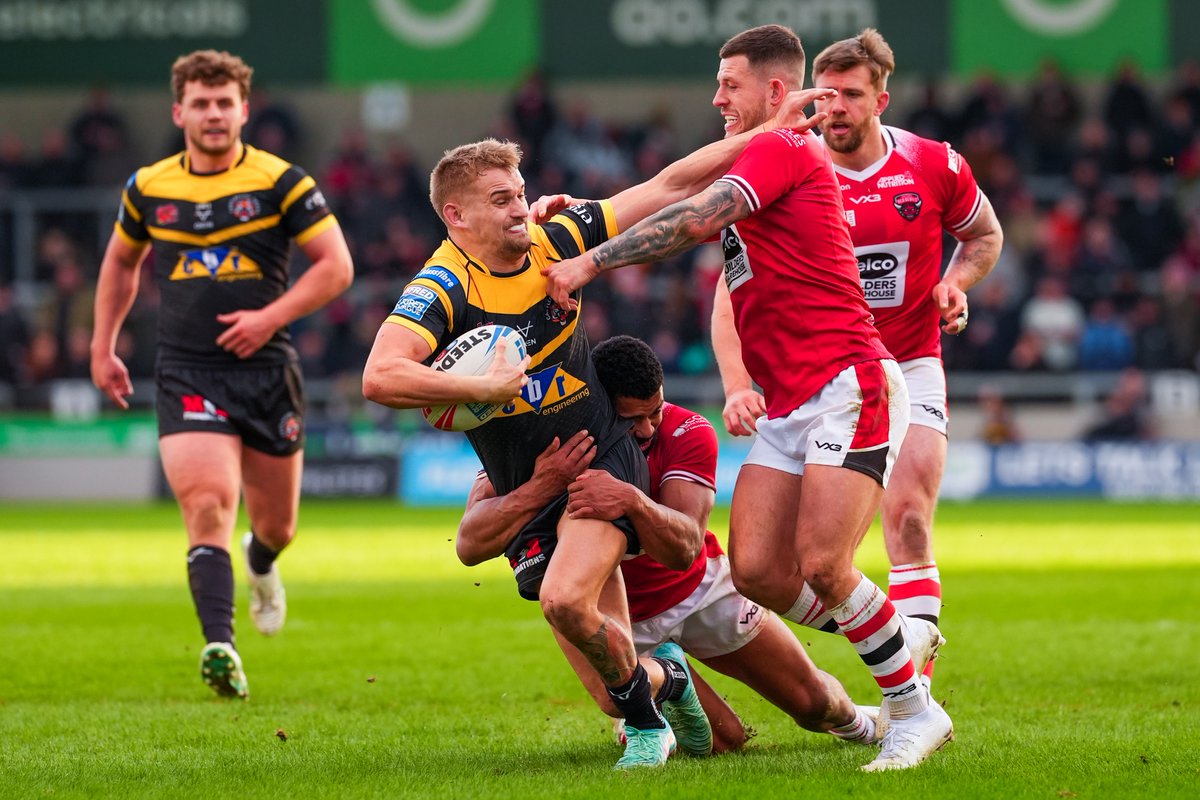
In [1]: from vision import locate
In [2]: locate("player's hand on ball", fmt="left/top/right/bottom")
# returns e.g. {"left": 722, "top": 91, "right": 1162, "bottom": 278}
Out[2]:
{"left": 543, "top": 255, "right": 598, "bottom": 311}
{"left": 773, "top": 88, "right": 836, "bottom": 133}
{"left": 480, "top": 337, "right": 530, "bottom": 403}
{"left": 530, "top": 194, "right": 585, "bottom": 224}
{"left": 723, "top": 388, "right": 767, "bottom": 436}
{"left": 933, "top": 282, "right": 969, "bottom": 335}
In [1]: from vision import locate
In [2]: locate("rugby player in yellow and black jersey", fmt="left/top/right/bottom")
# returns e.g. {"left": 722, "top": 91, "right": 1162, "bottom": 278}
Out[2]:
{"left": 363, "top": 93, "right": 824, "bottom": 768}
{"left": 90, "top": 50, "right": 353, "bottom": 700}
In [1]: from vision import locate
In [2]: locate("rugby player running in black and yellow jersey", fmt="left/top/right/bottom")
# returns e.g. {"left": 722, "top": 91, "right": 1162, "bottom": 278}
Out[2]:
{"left": 361, "top": 86, "right": 829, "bottom": 769}
{"left": 90, "top": 50, "right": 353, "bottom": 699}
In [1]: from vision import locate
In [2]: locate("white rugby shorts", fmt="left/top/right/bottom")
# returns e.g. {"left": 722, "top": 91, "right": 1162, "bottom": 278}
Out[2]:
{"left": 632, "top": 554, "right": 769, "bottom": 660}
{"left": 745, "top": 358, "right": 909, "bottom": 487}
{"left": 900, "top": 357, "right": 948, "bottom": 435}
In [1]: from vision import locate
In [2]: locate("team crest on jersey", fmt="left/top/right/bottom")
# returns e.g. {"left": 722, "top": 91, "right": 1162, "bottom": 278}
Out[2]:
{"left": 228, "top": 194, "right": 261, "bottom": 222}
{"left": 545, "top": 298, "right": 569, "bottom": 325}
{"left": 893, "top": 192, "right": 922, "bottom": 221}
{"left": 169, "top": 246, "right": 263, "bottom": 282}
{"left": 155, "top": 204, "right": 179, "bottom": 225}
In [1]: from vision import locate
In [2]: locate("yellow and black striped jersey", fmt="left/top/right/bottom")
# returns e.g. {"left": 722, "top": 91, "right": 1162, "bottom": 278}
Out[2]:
{"left": 386, "top": 200, "right": 629, "bottom": 495}
{"left": 115, "top": 143, "right": 336, "bottom": 367}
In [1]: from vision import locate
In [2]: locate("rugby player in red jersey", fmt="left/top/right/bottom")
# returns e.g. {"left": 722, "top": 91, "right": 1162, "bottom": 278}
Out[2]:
{"left": 459, "top": 335, "right": 881, "bottom": 754}
{"left": 545, "top": 25, "right": 951, "bottom": 771}
{"left": 715, "top": 29, "right": 1003, "bottom": 692}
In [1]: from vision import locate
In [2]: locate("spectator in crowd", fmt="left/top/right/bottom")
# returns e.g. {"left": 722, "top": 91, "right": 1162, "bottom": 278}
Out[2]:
{"left": 1018, "top": 276, "right": 1086, "bottom": 371}
{"left": 0, "top": 285, "right": 31, "bottom": 386}
{"left": 1083, "top": 368, "right": 1156, "bottom": 441}
{"left": 1077, "top": 298, "right": 1134, "bottom": 371}
{"left": 1025, "top": 59, "right": 1081, "bottom": 175}
{"left": 976, "top": 384, "right": 1020, "bottom": 445}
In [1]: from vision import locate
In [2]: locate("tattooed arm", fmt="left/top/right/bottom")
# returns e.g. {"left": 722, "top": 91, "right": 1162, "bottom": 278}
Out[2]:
{"left": 545, "top": 182, "right": 751, "bottom": 310}
{"left": 934, "top": 192, "right": 1004, "bottom": 334}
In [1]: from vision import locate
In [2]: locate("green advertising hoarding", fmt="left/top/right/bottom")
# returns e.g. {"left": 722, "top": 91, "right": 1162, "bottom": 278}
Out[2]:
{"left": 541, "top": 0, "right": 950, "bottom": 81}
{"left": 0, "top": 0, "right": 325, "bottom": 86}
{"left": 328, "top": 0, "right": 539, "bottom": 85}
{"left": 953, "top": 0, "right": 1168, "bottom": 77}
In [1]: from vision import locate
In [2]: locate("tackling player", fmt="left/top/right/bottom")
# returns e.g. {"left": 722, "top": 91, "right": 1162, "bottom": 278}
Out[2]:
{"left": 715, "top": 29, "right": 1003, "bottom": 689}
{"left": 545, "top": 25, "right": 952, "bottom": 771}
{"left": 458, "top": 335, "right": 882, "bottom": 754}
{"left": 90, "top": 50, "right": 354, "bottom": 698}
{"left": 361, "top": 92, "right": 827, "bottom": 769}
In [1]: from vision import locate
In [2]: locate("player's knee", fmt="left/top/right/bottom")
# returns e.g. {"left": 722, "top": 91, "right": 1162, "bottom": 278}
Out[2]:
{"left": 181, "top": 490, "right": 234, "bottom": 536}
{"left": 887, "top": 504, "right": 933, "bottom": 561}
{"left": 539, "top": 590, "right": 590, "bottom": 640}
{"left": 728, "top": 553, "right": 777, "bottom": 605}
{"left": 799, "top": 555, "right": 847, "bottom": 596}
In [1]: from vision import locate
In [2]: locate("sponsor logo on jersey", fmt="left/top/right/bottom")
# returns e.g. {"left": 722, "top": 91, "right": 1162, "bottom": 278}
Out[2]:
{"left": 855, "top": 241, "right": 909, "bottom": 308}
{"left": 814, "top": 441, "right": 843, "bottom": 451}
{"left": 278, "top": 412, "right": 302, "bottom": 442}
{"left": 849, "top": 193, "right": 882, "bottom": 205}
{"left": 155, "top": 204, "right": 179, "bottom": 225}
{"left": 722, "top": 225, "right": 753, "bottom": 292}
{"left": 945, "top": 143, "right": 961, "bottom": 174}
{"left": 877, "top": 173, "right": 915, "bottom": 188}
{"left": 181, "top": 394, "right": 228, "bottom": 423}
{"left": 228, "top": 194, "right": 261, "bottom": 222}
{"left": 893, "top": 191, "right": 923, "bottom": 221}
{"left": 858, "top": 252, "right": 900, "bottom": 279}
{"left": 304, "top": 190, "right": 327, "bottom": 211}
{"left": 509, "top": 536, "right": 547, "bottom": 576}
{"left": 193, "top": 202, "right": 213, "bottom": 230}
{"left": 169, "top": 246, "right": 263, "bottom": 282}
{"left": 566, "top": 203, "right": 593, "bottom": 223}
{"left": 673, "top": 414, "right": 710, "bottom": 438}
{"left": 404, "top": 285, "right": 438, "bottom": 303}
{"left": 497, "top": 362, "right": 588, "bottom": 418}
{"left": 415, "top": 265, "right": 460, "bottom": 291}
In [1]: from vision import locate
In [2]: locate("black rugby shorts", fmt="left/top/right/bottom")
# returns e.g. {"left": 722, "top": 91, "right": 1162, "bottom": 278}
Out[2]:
{"left": 155, "top": 361, "right": 306, "bottom": 456}
{"left": 504, "top": 433, "right": 649, "bottom": 601}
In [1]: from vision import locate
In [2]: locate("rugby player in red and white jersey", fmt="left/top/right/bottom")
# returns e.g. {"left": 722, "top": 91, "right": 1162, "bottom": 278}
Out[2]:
{"left": 715, "top": 29, "right": 1003, "bottom": 690}
{"left": 545, "top": 25, "right": 952, "bottom": 771}
{"left": 457, "top": 335, "right": 880, "bottom": 755}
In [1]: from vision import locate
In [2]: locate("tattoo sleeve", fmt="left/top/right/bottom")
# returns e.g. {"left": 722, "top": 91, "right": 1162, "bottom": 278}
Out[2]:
{"left": 576, "top": 616, "right": 637, "bottom": 685}
{"left": 590, "top": 182, "right": 749, "bottom": 272}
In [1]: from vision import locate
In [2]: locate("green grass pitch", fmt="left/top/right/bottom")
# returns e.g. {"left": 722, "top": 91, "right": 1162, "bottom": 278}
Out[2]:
{"left": 2, "top": 499, "right": 1197, "bottom": 798}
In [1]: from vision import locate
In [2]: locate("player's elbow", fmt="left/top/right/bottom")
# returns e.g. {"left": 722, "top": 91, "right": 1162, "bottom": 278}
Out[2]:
{"left": 361, "top": 369, "right": 393, "bottom": 407}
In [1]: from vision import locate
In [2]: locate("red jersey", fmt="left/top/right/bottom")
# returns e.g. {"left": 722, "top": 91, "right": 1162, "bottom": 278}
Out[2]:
{"left": 834, "top": 126, "right": 984, "bottom": 362}
{"left": 718, "top": 129, "right": 890, "bottom": 418}
{"left": 621, "top": 402, "right": 724, "bottom": 623}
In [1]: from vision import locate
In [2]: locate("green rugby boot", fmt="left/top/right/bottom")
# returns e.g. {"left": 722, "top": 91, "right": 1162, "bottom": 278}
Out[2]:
{"left": 653, "top": 642, "right": 712, "bottom": 757}
{"left": 614, "top": 724, "right": 675, "bottom": 769}
{"left": 200, "top": 642, "right": 248, "bottom": 699}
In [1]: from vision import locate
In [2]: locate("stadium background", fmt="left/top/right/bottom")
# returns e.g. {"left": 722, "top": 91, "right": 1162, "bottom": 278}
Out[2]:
{"left": 1, "top": 0, "right": 1199, "bottom": 502}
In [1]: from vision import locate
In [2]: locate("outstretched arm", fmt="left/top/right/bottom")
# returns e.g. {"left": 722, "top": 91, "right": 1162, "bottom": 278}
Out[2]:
{"left": 546, "top": 180, "right": 751, "bottom": 309}
{"left": 935, "top": 193, "right": 1003, "bottom": 335}
{"left": 604, "top": 87, "right": 833, "bottom": 231}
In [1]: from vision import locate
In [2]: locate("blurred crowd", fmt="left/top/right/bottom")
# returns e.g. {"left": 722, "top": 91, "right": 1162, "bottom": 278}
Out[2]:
{"left": 3, "top": 61, "right": 1200, "bottom": 439}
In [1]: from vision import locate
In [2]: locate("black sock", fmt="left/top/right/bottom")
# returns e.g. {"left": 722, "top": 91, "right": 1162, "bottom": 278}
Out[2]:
{"left": 187, "top": 546, "right": 235, "bottom": 646}
{"left": 606, "top": 663, "right": 666, "bottom": 730}
{"left": 246, "top": 531, "right": 279, "bottom": 576}
{"left": 651, "top": 656, "right": 688, "bottom": 704}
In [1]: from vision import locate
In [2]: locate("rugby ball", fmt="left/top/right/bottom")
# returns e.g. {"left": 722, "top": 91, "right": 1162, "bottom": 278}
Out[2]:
{"left": 422, "top": 324, "right": 527, "bottom": 432}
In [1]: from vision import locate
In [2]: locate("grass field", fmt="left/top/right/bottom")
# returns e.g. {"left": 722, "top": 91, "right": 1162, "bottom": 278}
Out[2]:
{"left": 2, "top": 499, "right": 1198, "bottom": 799}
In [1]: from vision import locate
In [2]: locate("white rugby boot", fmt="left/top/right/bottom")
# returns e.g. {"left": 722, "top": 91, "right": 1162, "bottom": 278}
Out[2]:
{"left": 862, "top": 689, "right": 954, "bottom": 772}
{"left": 243, "top": 532, "right": 286, "bottom": 636}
